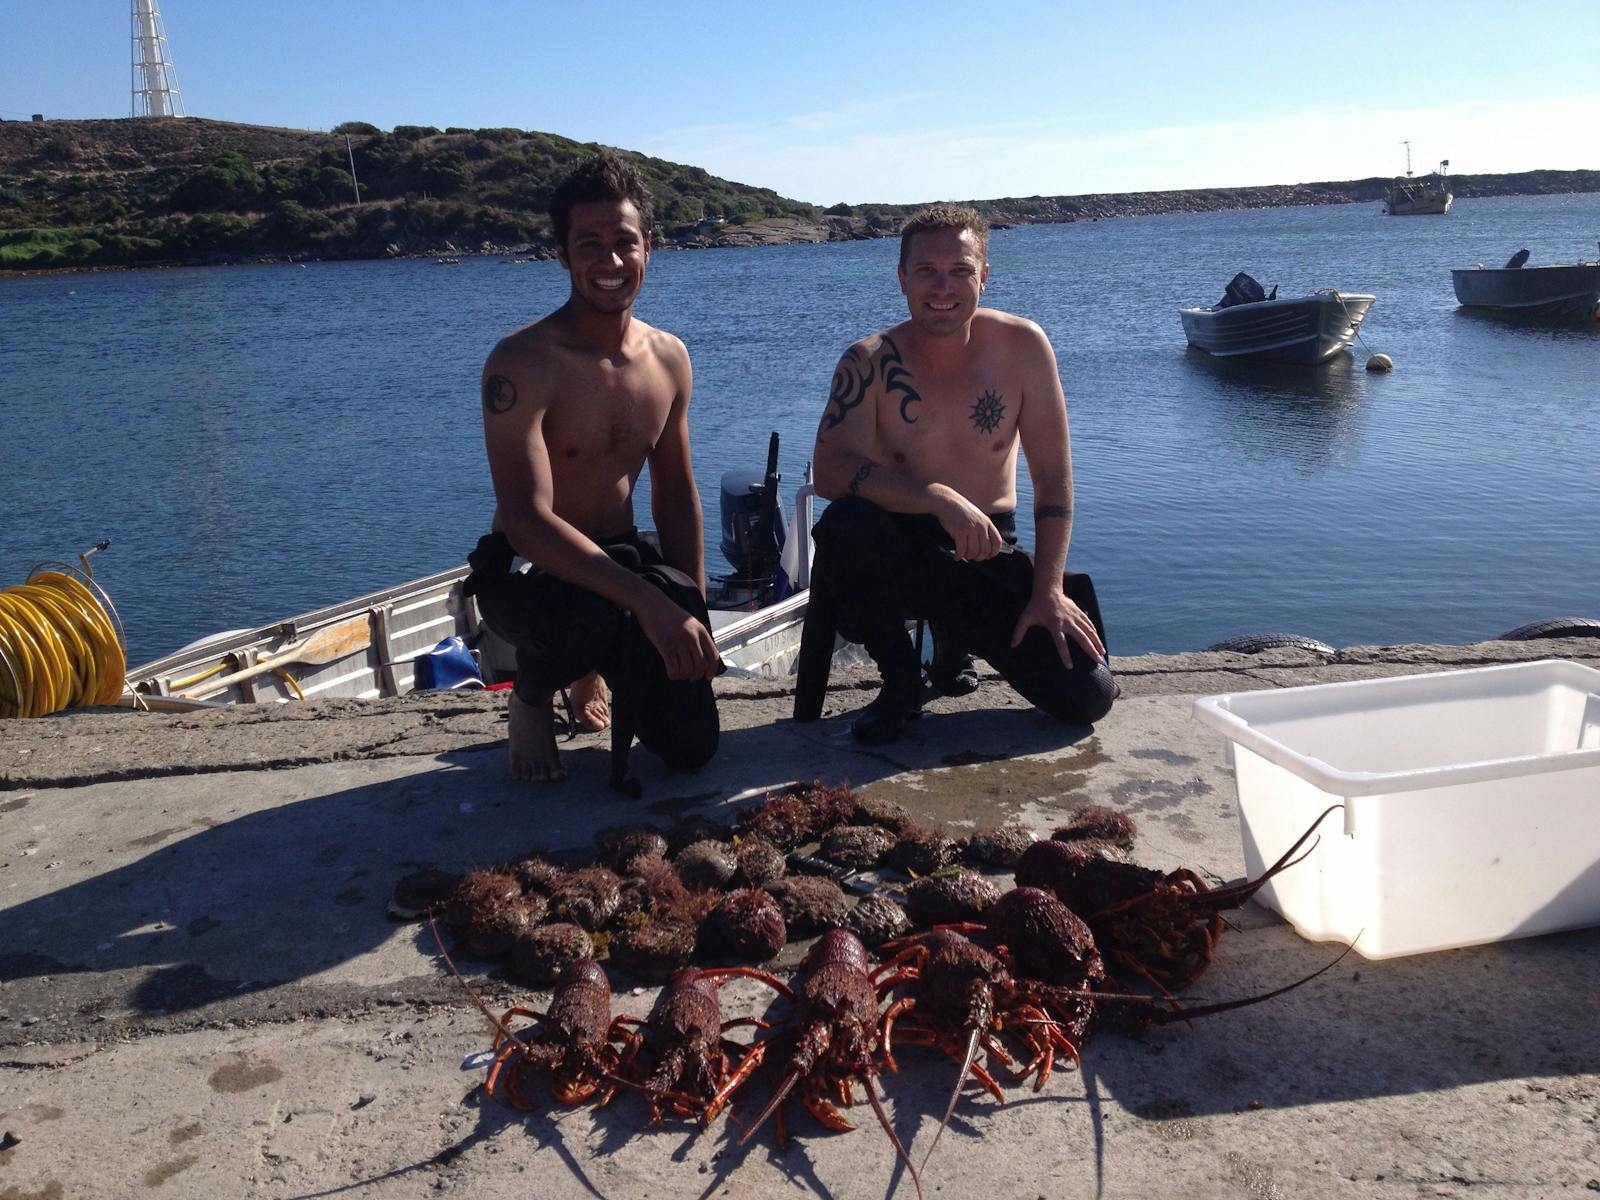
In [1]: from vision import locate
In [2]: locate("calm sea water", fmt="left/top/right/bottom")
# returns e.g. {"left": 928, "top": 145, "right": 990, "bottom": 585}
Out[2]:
{"left": 2, "top": 194, "right": 1597, "bottom": 666}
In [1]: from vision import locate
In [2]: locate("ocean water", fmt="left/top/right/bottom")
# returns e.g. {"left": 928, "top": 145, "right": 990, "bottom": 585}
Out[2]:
{"left": 2, "top": 193, "right": 1596, "bottom": 666}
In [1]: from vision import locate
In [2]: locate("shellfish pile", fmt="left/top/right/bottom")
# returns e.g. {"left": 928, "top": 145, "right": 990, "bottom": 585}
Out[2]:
{"left": 395, "top": 783, "right": 1337, "bottom": 1194}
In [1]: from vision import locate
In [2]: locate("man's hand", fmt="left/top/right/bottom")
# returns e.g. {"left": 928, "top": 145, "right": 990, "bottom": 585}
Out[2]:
{"left": 933, "top": 487, "right": 1005, "bottom": 561}
{"left": 636, "top": 589, "right": 721, "bottom": 681}
{"left": 1011, "top": 588, "right": 1106, "bottom": 667}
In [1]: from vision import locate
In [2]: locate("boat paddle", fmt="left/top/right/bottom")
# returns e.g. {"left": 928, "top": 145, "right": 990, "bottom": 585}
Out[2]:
{"left": 178, "top": 614, "right": 373, "bottom": 699}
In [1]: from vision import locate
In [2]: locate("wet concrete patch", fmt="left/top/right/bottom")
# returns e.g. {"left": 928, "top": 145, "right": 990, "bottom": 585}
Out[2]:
{"left": 1110, "top": 776, "right": 1214, "bottom": 811}
{"left": 1131, "top": 748, "right": 1200, "bottom": 766}
{"left": 0, "top": 795, "right": 30, "bottom": 813}
{"left": 857, "top": 746, "right": 1111, "bottom": 830}
{"left": 142, "top": 1154, "right": 198, "bottom": 1186}
{"left": 124, "top": 827, "right": 187, "bottom": 850}
{"left": 167, "top": 1122, "right": 203, "bottom": 1145}
{"left": 208, "top": 1055, "right": 283, "bottom": 1093}
{"left": 24, "top": 1105, "right": 63, "bottom": 1122}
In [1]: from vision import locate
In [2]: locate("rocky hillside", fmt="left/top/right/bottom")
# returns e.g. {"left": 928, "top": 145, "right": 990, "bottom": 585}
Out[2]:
{"left": 0, "top": 117, "right": 817, "bottom": 269}
{"left": 2, "top": 116, "right": 1595, "bottom": 271}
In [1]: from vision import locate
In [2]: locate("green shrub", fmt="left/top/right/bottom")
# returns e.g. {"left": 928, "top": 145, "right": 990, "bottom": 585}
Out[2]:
{"left": 332, "top": 121, "right": 380, "bottom": 136}
{"left": 170, "top": 151, "right": 264, "bottom": 212}
{"left": 392, "top": 125, "right": 441, "bottom": 141}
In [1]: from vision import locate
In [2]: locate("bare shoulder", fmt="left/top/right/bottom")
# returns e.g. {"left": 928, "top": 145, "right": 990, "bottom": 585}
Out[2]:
{"left": 975, "top": 308, "right": 1052, "bottom": 353}
{"left": 481, "top": 317, "right": 562, "bottom": 417}
{"left": 638, "top": 320, "right": 690, "bottom": 369}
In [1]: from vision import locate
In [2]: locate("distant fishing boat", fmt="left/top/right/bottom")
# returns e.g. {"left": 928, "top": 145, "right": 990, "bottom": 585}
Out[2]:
{"left": 1452, "top": 245, "right": 1600, "bottom": 322}
{"left": 1179, "top": 272, "right": 1375, "bottom": 364}
{"left": 1386, "top": 142, "right": 1452, "bottom": 215}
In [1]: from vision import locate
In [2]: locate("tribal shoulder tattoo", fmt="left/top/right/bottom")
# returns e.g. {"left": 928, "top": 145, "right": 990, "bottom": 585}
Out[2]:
{"left": 483, "top": 374, "right": 517, "bottom": 415}
{"left": 879, "top": 335, "right": 923, "bottom": 424}
{"left": 822, "top": 347, "right": 874, "bottom": 433}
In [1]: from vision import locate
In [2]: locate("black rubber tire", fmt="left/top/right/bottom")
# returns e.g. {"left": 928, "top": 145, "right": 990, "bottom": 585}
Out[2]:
{"left": 1206, "top": 632, "right": 1336, "bottom": 655}
{"left": 1496, "top": 617, "right": 1600, "bottom": 641}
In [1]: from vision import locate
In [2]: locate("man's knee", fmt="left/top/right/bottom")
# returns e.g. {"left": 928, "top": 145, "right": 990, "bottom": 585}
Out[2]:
{"left": 1038, "top": 665, "right": 1118, "bottom": 726}
{"left": 644, "top": 688, "right": 720, "bottom": 771}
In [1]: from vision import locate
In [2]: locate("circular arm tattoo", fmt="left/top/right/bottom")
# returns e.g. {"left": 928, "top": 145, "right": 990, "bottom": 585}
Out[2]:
{"left": 483, "top": 374, "right": 517, "bottom": 415}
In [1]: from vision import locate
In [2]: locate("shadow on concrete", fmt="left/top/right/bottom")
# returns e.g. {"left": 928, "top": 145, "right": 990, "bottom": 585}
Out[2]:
{"left": 0, "top": 706, "right": 1087, "bottom": 1021}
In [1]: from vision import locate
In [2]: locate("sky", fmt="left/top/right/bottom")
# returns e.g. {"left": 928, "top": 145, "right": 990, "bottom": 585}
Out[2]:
{"left": 5, "top": 1, "right": 1597, "bottom": 205}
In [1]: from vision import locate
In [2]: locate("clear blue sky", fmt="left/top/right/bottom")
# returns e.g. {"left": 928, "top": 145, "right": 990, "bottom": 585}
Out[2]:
{"left": 6, "top": 1, "right": 1597, "bottom": 204}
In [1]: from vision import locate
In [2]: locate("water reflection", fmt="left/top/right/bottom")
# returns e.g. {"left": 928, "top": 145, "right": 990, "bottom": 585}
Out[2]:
{"left": 1450, "top": 304, "right": 1600, "bottom": 339}
{"left": 1179, "top": 347, "right": 1367, "bottom": 465}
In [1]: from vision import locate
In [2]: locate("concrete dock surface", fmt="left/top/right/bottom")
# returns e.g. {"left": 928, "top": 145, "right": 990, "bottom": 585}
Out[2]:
{"left": 2, "top": 639, "right": 1598, "bottom": 1200}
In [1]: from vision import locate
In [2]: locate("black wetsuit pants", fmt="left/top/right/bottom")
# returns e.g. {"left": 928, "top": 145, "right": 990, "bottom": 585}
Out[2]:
{"left": 810, "top": 497, "right": 1117, "bottom": 726}
{"left": 465, "top": 530, "right": 719, "bottom": 772}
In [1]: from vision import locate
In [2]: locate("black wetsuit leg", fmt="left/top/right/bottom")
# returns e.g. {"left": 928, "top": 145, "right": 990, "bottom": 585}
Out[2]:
{"left": 602, "top": 545, "right": 720, "bottom": 773}
{"left": 938, "top": 546, "right": 1117, "bottom": 726}
{"left": 812, "top": 501, "right": 1116, "bottom": 727}
{"left": 467, "top": 532, "right": 719, "bottom": 772}
{"left": 809, "top": 497, "right": 925, "bottom": 690}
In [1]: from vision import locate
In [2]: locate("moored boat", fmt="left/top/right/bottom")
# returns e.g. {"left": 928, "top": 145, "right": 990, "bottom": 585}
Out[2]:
{"left": 1451, "top": 246, "right": 1600, "bottom": 322}
{"left": 1180, "top": 273, "right": 1375, "bottom": 364}
{"left": 1385, "top": 144, "right": 1451, "bottom": 215}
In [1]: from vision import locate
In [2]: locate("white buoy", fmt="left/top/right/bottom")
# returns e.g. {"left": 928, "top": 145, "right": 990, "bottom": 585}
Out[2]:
{"left": 1365, "top": 353, "right": 1394, "bottom": 373}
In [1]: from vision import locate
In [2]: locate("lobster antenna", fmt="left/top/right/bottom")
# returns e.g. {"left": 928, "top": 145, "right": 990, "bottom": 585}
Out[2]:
{"left": 921, "top": 1025, "right": 981, "bottom": 1171}
{"left": 428, "top": 916, "right": 522, "bottom": 1046}
{"left": 736, "top": 1069, "right": 801, "bottom": 1147}
{"left": 864, "top": 1075, "right": 923, "bottom": 1200}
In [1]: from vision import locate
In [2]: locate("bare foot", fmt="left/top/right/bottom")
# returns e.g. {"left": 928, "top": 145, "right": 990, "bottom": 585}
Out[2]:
{"left": 569, "top": 672, "right": 611, "bottom": 732}
{"left": 507, "top": 691, "right": 567, "bottom": 782}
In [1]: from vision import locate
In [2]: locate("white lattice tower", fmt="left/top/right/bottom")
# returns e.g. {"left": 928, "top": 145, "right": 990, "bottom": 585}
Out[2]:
{"left": 131, "top": 0, "right": 185, "bottom": 118}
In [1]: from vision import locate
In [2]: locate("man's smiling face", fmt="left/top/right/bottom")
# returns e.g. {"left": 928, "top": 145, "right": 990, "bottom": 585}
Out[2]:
{"left": 559, "top": 198, "right": 651, "bottom": 314}
{"left": 898, "top": 225, "right": 989, "bottom": 336}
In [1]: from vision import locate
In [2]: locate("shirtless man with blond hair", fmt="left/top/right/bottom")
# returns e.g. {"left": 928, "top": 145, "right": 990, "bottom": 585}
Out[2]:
{"left": 465, "top": 152, "right": 719, "bottom": 782}
{"left": 809, "top": 204, "right": 1116, "bottom": 744}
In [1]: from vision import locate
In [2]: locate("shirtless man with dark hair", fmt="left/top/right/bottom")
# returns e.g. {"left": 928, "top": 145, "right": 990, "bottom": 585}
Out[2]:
{"left": 810, "top": 203, "right": 1116, "bottom": 744}
{"left": 465, "top": 152, "right": 720, "bottom": 782}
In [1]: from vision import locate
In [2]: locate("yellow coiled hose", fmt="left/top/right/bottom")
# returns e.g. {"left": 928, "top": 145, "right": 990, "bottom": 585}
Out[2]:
{"left": 0, "top": 564, "right": 126, "bottom": 718}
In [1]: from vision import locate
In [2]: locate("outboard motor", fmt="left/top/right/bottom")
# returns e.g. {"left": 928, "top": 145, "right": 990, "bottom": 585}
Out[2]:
{"left": 1219, "top": 271, "right": 1267, "bottom": 308}
{"left": 718, "top": 432, "right": 787, "bottom": 607}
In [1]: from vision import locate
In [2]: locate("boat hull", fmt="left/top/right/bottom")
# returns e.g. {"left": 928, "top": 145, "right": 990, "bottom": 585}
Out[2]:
{"left": 1385, "top": 178, "right": 1452, "bottom": 215}
{"left": 1179, "top": 293, "right": 1375, "bottom": 364}
{"left": 1451, "top": 263, "right": 1600, "bottom": 322}
{"left": 124, "top": 569, "right": 823, "bottom": 708}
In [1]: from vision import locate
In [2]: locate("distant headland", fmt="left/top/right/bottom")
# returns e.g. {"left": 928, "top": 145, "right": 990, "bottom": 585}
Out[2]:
{"left": 2, "top": 117, "right": 1596, "bottom": 272}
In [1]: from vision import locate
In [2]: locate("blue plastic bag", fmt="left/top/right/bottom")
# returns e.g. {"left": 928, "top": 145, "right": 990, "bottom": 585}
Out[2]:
{"left": 412, "top": 636, "right": 484, "bottom": 691}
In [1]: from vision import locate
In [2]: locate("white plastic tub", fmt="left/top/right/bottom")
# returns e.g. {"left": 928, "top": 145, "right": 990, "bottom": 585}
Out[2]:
{"left": 1193, "top": 659, "right": 1600, "bottom": 958}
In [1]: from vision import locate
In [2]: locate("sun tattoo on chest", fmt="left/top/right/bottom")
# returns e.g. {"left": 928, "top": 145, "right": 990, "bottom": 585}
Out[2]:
{"left": 970, "top": 390, "right": 1005, "bottom": 433}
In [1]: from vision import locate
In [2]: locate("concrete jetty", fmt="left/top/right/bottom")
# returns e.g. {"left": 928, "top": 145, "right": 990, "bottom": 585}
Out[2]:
{"left": 2, "top": 639, "right": 1597, "bottom": 1199}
